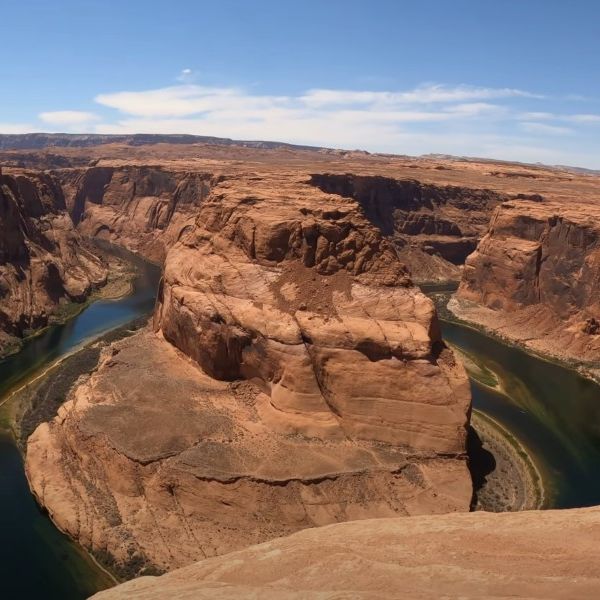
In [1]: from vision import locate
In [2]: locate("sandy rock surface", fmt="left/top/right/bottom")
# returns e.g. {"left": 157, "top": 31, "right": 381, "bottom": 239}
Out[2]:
{"left": 92, "top": 507, "right": 600, "bottom": 600}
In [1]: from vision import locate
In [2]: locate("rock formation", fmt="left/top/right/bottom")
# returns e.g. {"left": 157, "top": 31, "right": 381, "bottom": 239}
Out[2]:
{"left": 7, "top": 141, "right": 599, "bottom": 584}
{"left": 91, "top": 507, "right": 600, "bottom": 600}
{"left": 55, "top": 166, "right": 219, "bottom": 263}
{"left": 309, "top": 173, "right": 504, "bottom": 281}
{"left": 453, "top": 196, "right": 600, "bottom": 371}
{"left": 0, "top": 168, "right": 107, "bottom": 355}
{"left": 25, "top": 167, "right": 472, "bottom": 577}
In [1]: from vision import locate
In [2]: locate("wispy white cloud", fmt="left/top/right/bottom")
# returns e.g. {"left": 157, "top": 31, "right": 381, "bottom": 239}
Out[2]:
{"left": 95, "top": 85, "right": 290, "bottom": 118}
{"left": 2, "top": 79, "right": 597, "bottom": 168}
{"left": 565, "top": 114, "right": 600, "bottom": 123}
{"left": 300, "top": 84, "right": 542, "bottom": 108}
{"left": 520, "top": 121, "right": 574, "bottom": 135}
{"left": 519, "top": 111, "right": 600, "bottom": 124}
{"left": 39, "top": 110, "right": 99, "bottom": 125}
{"left": 176, "top": 68, "right": 197, "bottom": 83}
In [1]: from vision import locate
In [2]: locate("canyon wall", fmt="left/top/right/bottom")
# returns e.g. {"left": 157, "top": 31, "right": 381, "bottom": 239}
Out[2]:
{"left": 25, "top": 168, "right": 472, "bottom": 578}
{"left": 51, "top": 165, "right": 504, "bottom": 281}
{"left": 55, "top": 166, "right": 218, "bottom": 263}
{"left": 92, "top": 507, "right": 600, "bottom": 600}
{"left": 0, "top": 169, "right": 106, "bottom": 354}
{"left": 309, "top": 173, "right": 504, "bottom": 282}
{"left": 453, "top": 198, "right": 600, "bottom": 370}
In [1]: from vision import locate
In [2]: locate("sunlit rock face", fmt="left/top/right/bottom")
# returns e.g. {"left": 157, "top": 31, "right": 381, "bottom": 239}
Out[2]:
{"left": 454, "top": 197, "right": 600, "bottom": 367}
{"left": 91, "top": 507, "right": 600, "bottom": 600}
{"left": 56, "top": 165, "right": 218, "bottom": 263}
{"left": 0, "top": 169, "right": 106, "bottom": 353}
{"left": 26, "top": 164, "right": 472, "bottom": 577}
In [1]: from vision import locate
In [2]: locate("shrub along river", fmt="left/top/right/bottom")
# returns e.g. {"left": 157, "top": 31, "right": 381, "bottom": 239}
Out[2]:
{"left": 0, "top": 269, "right": 599, "bottom": 598}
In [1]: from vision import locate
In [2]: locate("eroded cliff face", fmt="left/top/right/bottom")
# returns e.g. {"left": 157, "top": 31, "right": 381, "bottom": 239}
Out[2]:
{"left": 56, "top": 166, "right": 219, "bottom": 263}
{"left": 453, "top": 198, "right": 600, "bottom": 368}
{"left": 26, "top": 170, "right": 472, "bottom": 577}
{"left": 52, "top": 165, "right": 504, "bottom": 282}
{"left": 309, "top": 173, "right": 505, "bottom": 282}
{"left": 0, "top": 169, "right": 106, "bottom": 354}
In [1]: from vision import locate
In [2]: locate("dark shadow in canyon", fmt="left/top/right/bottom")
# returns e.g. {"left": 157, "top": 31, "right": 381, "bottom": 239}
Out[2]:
{"left": 467, "top": 425, "right": 496, "bottom": 508}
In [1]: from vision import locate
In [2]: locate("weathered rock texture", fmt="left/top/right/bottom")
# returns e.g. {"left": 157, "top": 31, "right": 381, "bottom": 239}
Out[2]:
{"left": 309, "top": 173, "right": 504, "bottom": 281}
{"left": 14, "top": 142, "right": 600, "bottom": 581}
{"left": 0, "top": 169, "right": 106, "bottom": 354}
{"left": 55, "top": 166, "right": 218, "bottom": 263}
{"left": 454, "top": 197, "right": 600, "bottom": 370}
{"left": 92, "top": 507, "right": 600, "bottom": 600}
{"left": 26, "top": 165, "right": 472, "bottom": 577}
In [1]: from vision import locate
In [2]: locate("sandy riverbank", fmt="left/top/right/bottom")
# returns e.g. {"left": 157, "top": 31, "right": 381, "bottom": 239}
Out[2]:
{"left": 448, "top": 295, "right": 600, "bottom": 385}
{"left": 470, "top": 410, "right": 544, "bottom": 511}
{"left": 447, "top": 344, "right": 545, "bottom": 512}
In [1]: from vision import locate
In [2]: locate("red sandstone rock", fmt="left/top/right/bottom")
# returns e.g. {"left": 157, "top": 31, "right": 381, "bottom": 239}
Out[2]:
{"left": 25, "top": 161, "right": 473, "bottom": 576}
{"left": 454, "top": 198, "right": 600, "bottom": 370}
{"left": 91, "top": 507, "right": 600, "bottom": 600}
{"left": 0, "top": 170, "right": 106, "bottom": 353}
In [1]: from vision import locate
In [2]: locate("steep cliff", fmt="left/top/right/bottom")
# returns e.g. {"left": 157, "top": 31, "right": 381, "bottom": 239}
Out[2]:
{"left": 49, "top": 164, "right": 505, "bottom": 281}
{"left": 309, "top": 173, "right": 505, "bottom": 282}
{"left": 452, "top": 197, "right": 600, "bottom": 371}
{"left": 0, "top": 169, "right": 107, "bottom": 355}
{"left": 55, "top": 166, "right": 218, "bottom": 263}
{"left": 91, "top": 507, "right": 600, "bottom": 600}
{"left": 25, "top": 169, "right": 472, "bottom": 577}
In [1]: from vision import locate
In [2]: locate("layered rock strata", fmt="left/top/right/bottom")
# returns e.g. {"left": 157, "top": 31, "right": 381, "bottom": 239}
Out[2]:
{"left": 453, "top": 197, "right": 600, "bottom": 369}
{"left": 92, "top": 507, "right": 600, "bottom": 600}
{"left": 0, "top": 169, "right": 106, "bottom": 354}
{"left": 309, "top": 173, "right": 505, "bottom": 281}
{"left": 55, "top": 166, "right": 218, "bottom": 263}
{"left": 26, "top": 171, "right": 472, "bottom": 576}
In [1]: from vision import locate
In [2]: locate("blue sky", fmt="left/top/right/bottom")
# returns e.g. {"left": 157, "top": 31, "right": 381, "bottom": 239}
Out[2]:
{"left": 2, "top": 0, "right": 600, "bottom": 167}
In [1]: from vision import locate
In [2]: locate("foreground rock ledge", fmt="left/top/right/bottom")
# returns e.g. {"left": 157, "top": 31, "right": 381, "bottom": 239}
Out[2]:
{"left": 25, "top": 170, "right": 471, "bottom": 576}
{"left": 91, "top": 507, "right": 600, "bottom": 600}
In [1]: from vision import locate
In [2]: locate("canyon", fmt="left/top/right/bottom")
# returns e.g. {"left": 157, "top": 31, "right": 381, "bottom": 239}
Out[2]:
{"left": 1, "top": 136, "right": 600, "bottom": 597}
{"left": 0, "top": 167, "right": 107, "bottom": 356}
{"left": 453, "top": 196, "right": 600, "bottom": 376}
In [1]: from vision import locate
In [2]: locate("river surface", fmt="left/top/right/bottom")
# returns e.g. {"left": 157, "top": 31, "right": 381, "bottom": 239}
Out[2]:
{"left": 0, "top": 246, "right": 161, "bottom": 600}
{"left": 440, "top": 318, "right": 600, "bottom": 509}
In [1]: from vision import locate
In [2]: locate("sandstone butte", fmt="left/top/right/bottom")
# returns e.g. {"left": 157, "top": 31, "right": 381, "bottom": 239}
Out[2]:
{"left": 0, "top": 137, "right": 599, "bottom": 596}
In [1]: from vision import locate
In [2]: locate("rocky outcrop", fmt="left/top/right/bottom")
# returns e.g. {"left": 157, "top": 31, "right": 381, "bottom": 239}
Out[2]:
{"left": 0, "top": 169, "right": 107, "bottom": 354}
{"left": 309, "top": 173, "right": 505, "bottom": 282}
{"left": 26, "top": 170, "right": 472, "bottom": 577}
{"left": 453, "top": 198, "right": 600, "bottom": 369}
{"left": 91, "top": 507, "right": 600, "bottom": 600}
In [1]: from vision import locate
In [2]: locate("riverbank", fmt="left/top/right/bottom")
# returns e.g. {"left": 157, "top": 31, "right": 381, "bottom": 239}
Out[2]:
{"left": 2, "top": 315, "right": 149, "bottom": 445}
{"left": 446, "top": 340, "right": 545, "bottom": 511}
{"left": 420, "top": 284, "right": 547, "bottom": 512}
{"left": 447, "top": 332, "right": 545, "bottom": 511}
{"left": 0, "top": 244, "right": 136, "bottom": 362}
{"left": 447, "top": 295, "right": 600, "bottom": 385}
{"left": 0, "top": 242, "right": 161, "bottom": 599}
{"left": 470, "top": 410, "right": 544, "bottom": 511}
